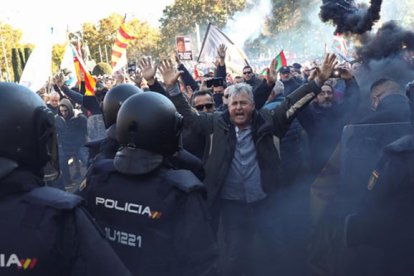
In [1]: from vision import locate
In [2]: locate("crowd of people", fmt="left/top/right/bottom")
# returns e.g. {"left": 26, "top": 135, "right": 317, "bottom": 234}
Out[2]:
{"left": 0, "top": 40, "right": 413, "bottom": 276}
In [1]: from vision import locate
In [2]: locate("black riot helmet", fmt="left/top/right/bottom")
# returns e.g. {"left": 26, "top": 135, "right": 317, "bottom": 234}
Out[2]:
{"left": 0, "top": 83, "right": 59, "bottom": 179}
{"left": 102, "top": 84, "right": 143, "bottom": 128}
{"left": 116, "top": 92, "right": 183, "bottom": 155}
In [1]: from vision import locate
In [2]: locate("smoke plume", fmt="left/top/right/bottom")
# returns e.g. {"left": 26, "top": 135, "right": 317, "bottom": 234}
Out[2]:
{"left": 356, "top": 21, "right": 414, "bottom": 62}
{"left": 223, "top": 0, "right": 272, "bottom": 47}
{"left": 352, "top": 21, "right": 414, "bottom": 105}
{"left": 319, "top": 0, "right": 383, "bottom": 35}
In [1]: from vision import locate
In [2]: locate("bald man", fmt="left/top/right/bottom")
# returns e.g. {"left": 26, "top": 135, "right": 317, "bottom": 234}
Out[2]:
{"left": 47, "top": 92, "right": 61, "bottom": 115}
{"left": 360, "top": 78, "right": 411, "bottom": 124}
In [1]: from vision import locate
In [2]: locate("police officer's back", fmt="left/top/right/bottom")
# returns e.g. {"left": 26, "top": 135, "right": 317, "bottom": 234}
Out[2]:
{"left": 85, "top": 84, "right": 205, "bottom": 179}
{"left": 86, "top": 84, "right": 205, "bottom": 180}
{"left": 0, "top": 83, "right": 130, "bottom": 275}
{"left": 80, "top": 92, "right": 219, "bottom": 276}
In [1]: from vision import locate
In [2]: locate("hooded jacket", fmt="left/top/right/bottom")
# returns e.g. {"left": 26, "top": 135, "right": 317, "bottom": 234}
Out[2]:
{"left": 55, "top": 99, "right": 87, "bottom": 153}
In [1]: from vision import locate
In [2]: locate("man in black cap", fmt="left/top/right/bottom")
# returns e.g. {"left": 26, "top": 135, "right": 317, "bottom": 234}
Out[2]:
{"left": 292, "top": 62, "right": 302, "bottom": 73}
{"left": 279, "top": 66, "right": 303, "bottom": 96}
{"left": 292, "top": 62, "right": 305, "bottom": 82}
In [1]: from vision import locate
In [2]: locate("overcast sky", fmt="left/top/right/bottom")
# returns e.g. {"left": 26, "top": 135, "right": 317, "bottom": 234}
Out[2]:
{"left": 0, "top": 0, "right": 175, "bottom": 45}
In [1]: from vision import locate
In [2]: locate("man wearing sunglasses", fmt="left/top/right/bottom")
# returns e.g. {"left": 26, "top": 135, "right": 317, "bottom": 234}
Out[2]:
{"left": 180, "top": 90, "right": 216, "bottom": 160}
{"left": 192, "top": 90, "right": 216, "bottom": 112}
{"left": 242, "top": 65, "right": 261, "bottom": 90}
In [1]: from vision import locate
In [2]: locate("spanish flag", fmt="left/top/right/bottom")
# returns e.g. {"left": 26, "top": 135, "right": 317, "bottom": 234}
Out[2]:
{"left": 111, "top": 20, "right": 135, "bottom": 72}
{"left": 70, "top": 44, "right": 96, "bottom": 96}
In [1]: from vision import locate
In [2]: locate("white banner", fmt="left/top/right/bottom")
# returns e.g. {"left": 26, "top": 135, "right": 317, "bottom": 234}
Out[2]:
{"left": 20, "top": 36, "right": 52, "bottom": 93}
{"left": 60, "top": 43, "right": 78, "bottom": 87}
{"left": 198, "top": 23, "right": 249, "bottom": 75}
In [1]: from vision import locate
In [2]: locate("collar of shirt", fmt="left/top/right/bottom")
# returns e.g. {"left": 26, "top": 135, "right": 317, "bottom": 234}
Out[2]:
{"left": 235, "top": 126, "right": 252, "bottom": 139}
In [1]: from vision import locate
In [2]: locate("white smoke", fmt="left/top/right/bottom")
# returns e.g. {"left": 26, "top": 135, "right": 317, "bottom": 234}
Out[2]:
{"left": 223, "top": 0, "right": 272, "bottom": 47}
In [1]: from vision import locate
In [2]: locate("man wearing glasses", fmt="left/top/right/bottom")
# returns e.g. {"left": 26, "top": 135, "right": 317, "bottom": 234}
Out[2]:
{"left": 181, "top": 90, "right": 216, "bottom": 160}
{"left": 242, "top": 65, "right": 261, "bottom": 90}
{"left": 192, "top": 90, "right": 216, "bottom": 113}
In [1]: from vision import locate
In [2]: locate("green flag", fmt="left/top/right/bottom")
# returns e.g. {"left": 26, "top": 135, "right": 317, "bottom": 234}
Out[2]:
{"left": 261, "top": 50, "right": 287, "bottom": 76}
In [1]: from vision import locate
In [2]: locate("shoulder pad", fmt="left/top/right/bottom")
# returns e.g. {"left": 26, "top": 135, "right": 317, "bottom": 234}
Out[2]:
{"left": 81, "top": 159, "right": 115, "bottom": 192}
{"left": 23, "top": 186, "right": 83, "bottom": 210}
{"left": 384, "top": 134, "right": 414, "bottom": 153}
{"left": 164, "top": 170, "right": 205, "bottom": 193}
{"left": 92, "top": 158, "right": 116, "bottom": 172}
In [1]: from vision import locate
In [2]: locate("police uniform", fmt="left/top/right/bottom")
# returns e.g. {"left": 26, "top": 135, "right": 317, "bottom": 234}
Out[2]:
{"left": 80, "top": 157, "right": 218, "bottom": 276}
{"left": 0, "top": 167, "right": 131, "bottom": 276}
{"left": 84, "top": 127, "right": 118, "bottom": 166}
{"left": 0, "top": 82, "right": 131, "bottom": 276}
{"left": 344, "top": 134, "right": 414, "bottom": 276}
{"left": 88, "top": 84, "right": 205, "bottom": 180}
{"left": 84, "top": 125, "right": 205, "bottom": 181}
{"left": 79, "top": 92, "right": 219, "bottom": 276}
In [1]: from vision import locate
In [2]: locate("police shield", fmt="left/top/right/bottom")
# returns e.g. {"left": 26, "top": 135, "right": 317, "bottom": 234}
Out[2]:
{"left": 309, "top": 122, "right": 413, "bottom": 276}
{"left": 335, "top": 122, "right": 413, "bottom": 276}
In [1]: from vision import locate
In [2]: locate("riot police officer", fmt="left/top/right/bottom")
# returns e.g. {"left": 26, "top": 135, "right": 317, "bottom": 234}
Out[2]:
{"left": 0, "top": 83, "right": 131, "bottom": 275}
{"left": 84, "top": 84, "right": 204, "bottom": 180}
{"left": 80, "top": 92, "right": 219, "bottom": 276}
{"left": 343, "top": 81, "right": 414, "bottom": 275}
{"left": 85, "top": 83, "right": 143, "bottom": 164}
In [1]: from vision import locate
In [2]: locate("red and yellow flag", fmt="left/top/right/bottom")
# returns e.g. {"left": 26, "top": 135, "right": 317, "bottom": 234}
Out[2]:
{"left": 111, "top": 21, "right": 135, "bottom": 71}
{"left": 70, "top": 44, "right": 96, "bottom": 96}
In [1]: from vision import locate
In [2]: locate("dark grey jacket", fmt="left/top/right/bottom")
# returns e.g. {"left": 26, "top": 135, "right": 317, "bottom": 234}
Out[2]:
{"left": 171, "top": 80, "right": 322, "bottom": 205}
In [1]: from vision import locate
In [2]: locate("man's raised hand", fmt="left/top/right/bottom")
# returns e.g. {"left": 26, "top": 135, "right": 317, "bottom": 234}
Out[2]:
{"left": 139, "top": 56, "right": 157, "bottom": 86}
{"left": 265, "top": 58, "right": 278, "bottom": 86}
{"left": 217, "top": 44, "right": 227, "bottom": 66}
{"left": 315, "top": 53, "right": 338, "bottom": 86}
{"left": 159, "top": 59, "right": 183, "bottom": 88}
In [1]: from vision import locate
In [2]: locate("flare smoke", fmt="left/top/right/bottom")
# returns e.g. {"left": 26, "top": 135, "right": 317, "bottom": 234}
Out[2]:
{"left": 357, "top": 21, "right": 414, "bottom": 62}
{"left": 319, "top": 0, "right": 383, "bottom": 35}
